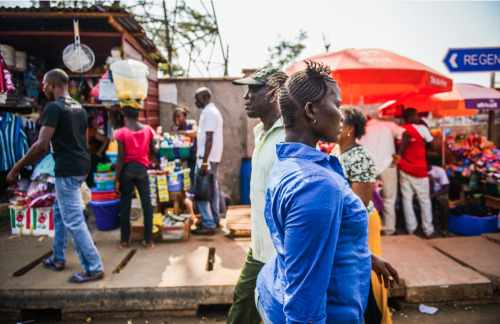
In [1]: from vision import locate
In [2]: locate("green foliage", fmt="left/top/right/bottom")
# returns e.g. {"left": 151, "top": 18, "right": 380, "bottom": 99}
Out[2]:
{"left": 122, "top": 0, "right": 222, "bottom": 77}
{"left": 32, "top": 0, "right": 223, "bottom": 77}
{"left": 267, "top": 30, "right": 308, "bottom": 70}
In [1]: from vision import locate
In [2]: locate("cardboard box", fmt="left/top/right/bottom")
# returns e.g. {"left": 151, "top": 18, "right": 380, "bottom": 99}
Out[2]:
{"left": 10, "top": 205, "right": 55, "bottom": 237}
{"left": 9, "top": 205, "right": 30, "bottom": 235}
{"left": 31, "top": 207, "right": 55, "bottom": 237}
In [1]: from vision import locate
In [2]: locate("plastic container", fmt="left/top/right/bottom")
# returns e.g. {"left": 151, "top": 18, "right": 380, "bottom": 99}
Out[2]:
{"left": 109, "top": 59, "right": 149, "bottom": 101}
{"left": 106, "top": 152, "right": 118, "bottom": 164}
{"left": 240, "top": 157, "right": 252, "bottom": 204}
{"left": 159, "top": 146, "right": 190, "bottom": 161}
{"left": 14, "top": 51, "right": 27, "bottom": 71}
{"left": 107, "top": 141, "right": 118, "bottom": 152}
{"left": 167, "top": 171, "right": 183, "bottom": 191}
{"left": 97, "top": 163, "right": 112, "bottom": 172}
{"left": 449, "top": 213, "right": 497, "bottom": 236}
{"left": 0, "top": 44, "right": 15, "bottom": 67}
{"left": 90, "top": 188, "right": 119, "bottom": 201}
{"left": 90, "top": 199, "right": 120, "bottom": 231}
{"left": 94, "top": 181, "right": 114, "bottom": 191}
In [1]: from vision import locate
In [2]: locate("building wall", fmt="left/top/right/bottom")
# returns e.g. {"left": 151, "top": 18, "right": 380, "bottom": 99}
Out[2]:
{"left": 158, "top": 78, "right": 259, "bottom": 203}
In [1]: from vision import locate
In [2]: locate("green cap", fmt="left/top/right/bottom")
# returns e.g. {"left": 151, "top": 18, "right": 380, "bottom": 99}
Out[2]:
{"left": 232, "top": 67, "right": 284, "bottom": 87}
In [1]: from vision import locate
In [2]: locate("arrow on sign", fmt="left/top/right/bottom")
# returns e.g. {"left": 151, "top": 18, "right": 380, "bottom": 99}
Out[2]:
{"left": 449, "top": 53, "right": 458, "bottom": 68}
{"left": 444, "top": 47, "right": 500, "bottom": 72}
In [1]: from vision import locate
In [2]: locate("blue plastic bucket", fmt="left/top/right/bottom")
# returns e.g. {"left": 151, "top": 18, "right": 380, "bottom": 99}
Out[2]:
{"left": 90, "top": 199, "right": 120, "bottom": 231}
{"left": 240, "top": 157, "right": 251, "bottom": 204}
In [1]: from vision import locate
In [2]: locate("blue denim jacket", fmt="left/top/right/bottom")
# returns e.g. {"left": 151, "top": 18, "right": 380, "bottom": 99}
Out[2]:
{"left": 256, "top": 142, "right": 371, "bottom": 324}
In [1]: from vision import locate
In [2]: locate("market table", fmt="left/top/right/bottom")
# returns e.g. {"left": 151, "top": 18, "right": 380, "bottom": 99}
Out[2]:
{"left": 167, "top": 190, "right": 185, "bottom": 215}
{"left": 225, "top": 205, "right": 251, "bottom": 238}
{"left": 485, "top": 195, "right": 500, "bottom": 209}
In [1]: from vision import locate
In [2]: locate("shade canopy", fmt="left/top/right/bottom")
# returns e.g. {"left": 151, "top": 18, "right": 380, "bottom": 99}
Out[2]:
{"left": 286, "top": 48, "right": 453, "bottom": 105}
{"left": 378, "top": 83, "right": 500, "bottom": 118}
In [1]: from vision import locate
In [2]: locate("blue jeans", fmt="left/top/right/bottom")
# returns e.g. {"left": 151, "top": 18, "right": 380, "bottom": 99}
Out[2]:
{"left": 195, "top": 161, "right": 220, "bottom": 229}
{"left": 255, "top": 289, "right": 272, "bottom": 324}
{"left": 53, "top": 176, "right": 103, "bottom": 276}
{"left": 119, "top": 161, "right": 153, "bottom": 243}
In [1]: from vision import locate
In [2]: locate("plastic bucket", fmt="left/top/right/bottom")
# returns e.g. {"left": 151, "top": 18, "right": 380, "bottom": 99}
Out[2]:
{"left": 159, "top": 146, "right": 190, "bottom": 161}
{"left": 240, "top": 157, "right": 252, "bottom": 204}
{"left": 106, "top": 152, "right": 118, "bottom": 164}
{"left": 90, "top": 199, "right": 120, "bottom": 231}
{"left": 90, "top": 188, "right": 118, "bottom": 201}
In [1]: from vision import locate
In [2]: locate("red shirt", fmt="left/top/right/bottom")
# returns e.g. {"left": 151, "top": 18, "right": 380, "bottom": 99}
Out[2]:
{"left": 398, "top": 124, "right": 428, "bottom": 178}
{"left": 114, "top": 125, "right": 154, "bottom": 168}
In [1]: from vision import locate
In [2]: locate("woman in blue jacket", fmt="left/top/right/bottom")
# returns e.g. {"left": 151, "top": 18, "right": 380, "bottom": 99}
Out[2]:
{"left": 256, "top": 61, "right": 398, "bottom": 324}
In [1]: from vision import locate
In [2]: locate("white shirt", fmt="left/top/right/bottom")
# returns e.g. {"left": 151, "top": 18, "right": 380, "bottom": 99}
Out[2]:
{"left": 250, "top": 118, "right": 285, "bottom": 263}
{"left": 412, "top": 124, "right": 434, "bottom": 143}
{"left": 197, "top": 102, "right": 223, "bottom": 162}
{"left": 428, "top": 165, "right": 450, "bottom": 193}
{"left": 358, "top": 119, "right": 406, "bottom": 175}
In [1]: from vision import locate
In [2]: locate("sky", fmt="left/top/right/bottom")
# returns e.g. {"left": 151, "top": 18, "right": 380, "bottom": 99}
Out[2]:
{"left": 1, "top": 0, "right": 499, "bottom": 87}
{"left": 209, "top": 0, "right": 500, "bottom": 87}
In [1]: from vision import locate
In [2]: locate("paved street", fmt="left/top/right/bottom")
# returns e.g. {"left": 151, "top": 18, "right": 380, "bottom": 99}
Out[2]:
{"left": 1, "top": 216, "right": 499, "bottom": 322}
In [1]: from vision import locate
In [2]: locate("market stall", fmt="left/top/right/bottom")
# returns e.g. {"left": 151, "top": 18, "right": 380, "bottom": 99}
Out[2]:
{"left": 378, "top": 85, "right": 500, "bottom": 236}
{"left": 0, "top": 4, "right": 165, "bottom": 236}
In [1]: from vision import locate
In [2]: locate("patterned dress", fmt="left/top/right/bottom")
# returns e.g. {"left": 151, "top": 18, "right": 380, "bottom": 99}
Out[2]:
{"left": 336, "top": 145, "right": 376, "bottom": 215}
{"left": 333, "top": 144, "right": 393, "bottom": 324}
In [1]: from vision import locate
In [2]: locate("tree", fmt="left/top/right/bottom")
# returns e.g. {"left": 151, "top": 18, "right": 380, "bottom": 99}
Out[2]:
{"left": 120, "top": 0, "right": 227, "bottom": 77}
{"left": 267, "top": 30, "right": 308, "bottom": 70}
{"left": 33, "top": 0, "right": 228, "bottom": 77}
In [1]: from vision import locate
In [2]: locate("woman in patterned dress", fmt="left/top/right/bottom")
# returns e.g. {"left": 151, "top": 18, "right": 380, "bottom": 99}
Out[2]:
{"left": 333, "top": 106, "right": 395, "bottom": 324}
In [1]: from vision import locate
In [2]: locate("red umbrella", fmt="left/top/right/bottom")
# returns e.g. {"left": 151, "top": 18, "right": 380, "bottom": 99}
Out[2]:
{"left": 286, "top": 48, "right": 453, "bottom": 105}
{"left": 378, "top": 83, "right": 500, "bottom": 118}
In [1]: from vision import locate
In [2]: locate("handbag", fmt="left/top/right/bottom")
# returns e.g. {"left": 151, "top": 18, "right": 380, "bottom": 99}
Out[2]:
{"left": 194, "top": 172, "right": 214, "bottom": 201}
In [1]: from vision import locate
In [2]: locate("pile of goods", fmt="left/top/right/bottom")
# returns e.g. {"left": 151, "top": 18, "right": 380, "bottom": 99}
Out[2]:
{"left": 7, "top": 154, "right": 56, "bottom": 236}
{"left": 446, "top": 133, "right": 500, "bottom": 193}
{"left": 158, "top": 132, "right": 192, "bottom": 161}
{"left": 93, "top": 163, "right": 115, "bottom": 191}
{"left": 318, "top": 141, "right": 336, "bottom": 155}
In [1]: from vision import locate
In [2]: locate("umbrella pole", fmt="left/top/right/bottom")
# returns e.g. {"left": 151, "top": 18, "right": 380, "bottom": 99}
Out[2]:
{"left": 488, "top": 72, "right": 496, "bottom": 142}
{"left": 442, "top": 117, "right": 445, "bottom": 167}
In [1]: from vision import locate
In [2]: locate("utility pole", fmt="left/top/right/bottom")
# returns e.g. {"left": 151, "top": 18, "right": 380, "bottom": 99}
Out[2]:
{"left": 162, "top": 0, "right": 173, "bottom": 76}
{"left": 210, "top": 0, "right": 228, "bottom": 76}
{"left": 488, "top": 72, "right": 496, "bottom": 141}
{"left": 322, "top": 33, "right": 330, "bottom": 52}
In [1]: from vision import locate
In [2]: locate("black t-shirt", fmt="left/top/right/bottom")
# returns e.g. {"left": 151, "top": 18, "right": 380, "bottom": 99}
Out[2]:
{"left": 41, "top": 97, "right": 90, "bottom": 177}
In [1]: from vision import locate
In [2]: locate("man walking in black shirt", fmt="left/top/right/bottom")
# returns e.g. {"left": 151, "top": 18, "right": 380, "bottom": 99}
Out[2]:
{"left": 7, "top": 68, "right": 104, "bottom": 283}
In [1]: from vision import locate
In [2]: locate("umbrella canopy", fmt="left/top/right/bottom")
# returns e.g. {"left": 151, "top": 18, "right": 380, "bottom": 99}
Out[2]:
{"left": 378, "top": 83, "right": 500, "bottom": 118}
{"left": 286, "top": 48, "right": 453, "bottom": 105}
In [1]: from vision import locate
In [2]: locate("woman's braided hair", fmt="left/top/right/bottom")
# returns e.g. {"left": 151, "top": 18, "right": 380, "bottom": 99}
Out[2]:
{"left": 267, "top": 60, "right": 337, "bottom": 128}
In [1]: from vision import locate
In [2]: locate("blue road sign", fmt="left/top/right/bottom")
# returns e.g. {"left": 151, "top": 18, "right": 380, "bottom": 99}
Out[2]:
{"left": 443, "top": 47, "right": 500, "bottom": 72}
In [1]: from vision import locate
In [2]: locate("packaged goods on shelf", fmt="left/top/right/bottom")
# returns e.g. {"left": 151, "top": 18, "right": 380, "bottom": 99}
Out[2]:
{"left": 446, "top": 133, "right": 500, "bottom": 188}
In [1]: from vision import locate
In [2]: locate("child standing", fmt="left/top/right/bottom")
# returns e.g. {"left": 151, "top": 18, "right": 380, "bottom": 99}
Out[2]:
{"left": 114, "top": 106, "right": 157, "bottom": 249}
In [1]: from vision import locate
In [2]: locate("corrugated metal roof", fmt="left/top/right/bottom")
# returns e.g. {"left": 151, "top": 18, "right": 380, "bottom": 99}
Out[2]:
{"left": 0, "top": 5, "right": 165, "bottom": 62}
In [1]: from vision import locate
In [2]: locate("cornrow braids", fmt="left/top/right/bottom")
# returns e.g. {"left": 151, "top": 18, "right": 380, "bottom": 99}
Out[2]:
{"left": 268, "top": 60, "right": 337, "bottom": 128}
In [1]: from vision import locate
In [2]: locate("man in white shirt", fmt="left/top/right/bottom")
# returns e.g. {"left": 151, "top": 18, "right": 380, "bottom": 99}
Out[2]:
{"left": 428, "top": 164, "right": 450, "bottom": 236}
{"left": 227, "top": 67, "right": 285, "bottom": 324}
{"left": 398, "top": 108, "right": 436, "bottom": 238}
{"left": 358, "top": 115, "right": 409, "bottom": 235}
{"left": 192, "top": 87, "right": 224, "bottom": 235}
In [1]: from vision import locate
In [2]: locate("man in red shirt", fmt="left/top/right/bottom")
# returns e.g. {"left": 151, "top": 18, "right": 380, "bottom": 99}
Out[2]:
{"left": 398, "top": 108, "right": 435, "bottom": 238}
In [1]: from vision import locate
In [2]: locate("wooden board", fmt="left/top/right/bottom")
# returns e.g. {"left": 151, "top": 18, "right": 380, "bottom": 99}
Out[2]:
{"left": 225, "top": 205, "right": 251, "bottom": 238}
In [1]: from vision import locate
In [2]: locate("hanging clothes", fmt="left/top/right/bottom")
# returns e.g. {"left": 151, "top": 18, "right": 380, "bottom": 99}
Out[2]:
{"left": 0, "top": 111, "right": 29, "bottom": 171}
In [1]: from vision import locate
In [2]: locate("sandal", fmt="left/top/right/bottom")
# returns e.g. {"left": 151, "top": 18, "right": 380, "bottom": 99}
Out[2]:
{"left": 42, "top": 258, "right": 65, "bottom": 271}
{"left": 142, "top": 240, "right": 155, "bottom": 249}
{"left": 118, "top": 240, "right": 131, "bottom": 250}
{"left": 67, "top": 271, "right": 104, "bottom": 283}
